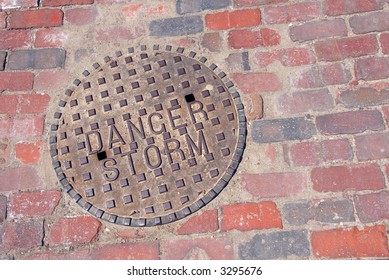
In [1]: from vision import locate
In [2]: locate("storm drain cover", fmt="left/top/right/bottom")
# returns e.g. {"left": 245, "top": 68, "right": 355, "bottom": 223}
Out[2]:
{"left": 50, "top": 45, "right": 246, "bottom": 226}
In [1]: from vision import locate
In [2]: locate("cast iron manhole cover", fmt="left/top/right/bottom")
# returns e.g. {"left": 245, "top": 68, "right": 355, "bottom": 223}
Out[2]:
{"left": 50, "top": 45, "right": 246, "bottom": 226}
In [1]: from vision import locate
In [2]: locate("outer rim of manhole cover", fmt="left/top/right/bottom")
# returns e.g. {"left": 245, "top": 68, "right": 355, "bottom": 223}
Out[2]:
{"left": 49, "top": 44, "right": 247, "bottom": 227}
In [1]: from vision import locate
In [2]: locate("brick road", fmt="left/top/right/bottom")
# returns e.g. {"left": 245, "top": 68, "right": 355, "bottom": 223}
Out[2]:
{"left": 0, "top": 0, "right": 389, "bottom": 259}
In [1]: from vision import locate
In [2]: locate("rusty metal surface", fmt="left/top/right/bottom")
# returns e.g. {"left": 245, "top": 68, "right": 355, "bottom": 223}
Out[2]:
{"left": 50, "top": 45, "right": 246, "bottom": 226}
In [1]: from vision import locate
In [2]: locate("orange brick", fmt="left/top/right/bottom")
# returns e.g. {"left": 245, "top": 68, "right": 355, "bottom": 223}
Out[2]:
{"left": 206, "top": 9, "right": 261, "bottom": 30}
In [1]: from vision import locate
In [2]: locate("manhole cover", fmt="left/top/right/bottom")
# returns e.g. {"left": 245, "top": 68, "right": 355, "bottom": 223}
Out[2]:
{"left": 50, "top": 45, "right": 246, "bottom": 226}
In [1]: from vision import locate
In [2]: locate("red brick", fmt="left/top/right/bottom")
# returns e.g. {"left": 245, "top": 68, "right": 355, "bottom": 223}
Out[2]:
{"left": 381, "top": 33, "right": 389, "bottom": 54}
{"left": 115, "top": 229, "right": 146, "bottom": 239}
{"left": 242, "top": 172, "right": 307, "bottom": 198}
{"left": 277, "top": 89, "right": 333, "bottom": 114}
{"left": 228, "top": 28, "right": 280, "bottom": 49}
{"left": 0, "top": 72, "right": 34, "bottom": 92}
{"left": 256, "top": 47, "right": 315, "bottom": 68}
{"left": 42, "top": 0, "right": 93, "bottom": 6}
{"left": 311, "top": 164, "right": 385, "bottom": 193}
{"left": 15, "top": 141, "right": 43, "bottom": 164}
{"left": 221, "top": 202, "right": 282, "bottom": 232}
{"left": 9, "top": 191, "right": 61, "bottom": 218}
{"left": 0, "top": 0, "right": 37, "bottom": 9}
{"left": 290, "top": 19, "right": 347, "bottom": 42}
{"left": 161, "top": 236, "right": 233, "bottom": 260}
{"left": 232, "top": 72, "right": 282, "bottom": 93}
{"left": 176, "top": 210, "right": 218, "bottom": 235}
{"left": 291, "top": 139, "right": 352, "bottom": 167}
{"left": 34, "top": 71, "right": 69, "bottom": 91}
{"left": 263, "top": 2, "right": 321, "bottom": 24}
{"left": 25, "top": 249, "right": 90, "bottom": 260}
{"left": 96, "top": 26, "right": 145, "bottom": 41}
{"left": 0, "top": 117, "right": 44, "bottom": 139}
{"left": 0, "top": 166, "right": 42, "bottom": 192}
{"left": 48, "top": 216, "right": 101, "bottom": 246}
{"left": 324, "top": 0, "right": 383, "bottom": 16}
{"left": 206, "top": 9, "right": 261, "bottom": 30}
{"left": 90, "top": 242, "right": 159, "bottom": 260}
{"left": 3, "top": 220, "right": 43, "bottom": 251}
{"left": 9, "top": 9, "right": 63, "bottom": 29}
{"left": 234, "top": 0, "right": 288, "bottom": 7}
{"left": 355, "top": 133, "right": 389, "bottom": 160}
{"left": 293, "top": 63, "right": 351, "bottom": 89}
{"left": 312, "top": 225, "right": 389, "bottom": 259}
{"left": 201, "top": 32, "right": 222, "bottom": 52}
{"left": 0, "top": 94, "right": 50, "bottom": 115}
{"left": 0, "top": 30, "right": 32, "bottom": 49}
{"left": 337, "top": 87, "right": 389, "bottom": 108}
{"left": 356, "top": 57, "right": 389, "bottom": 81}
{"left": 316, "top": 110, "right": 384, "bottom": 135}
{"left": 0, "top": 195, "right": 6, "bottom": 223}
{"left": 242, "top": 94, "right": 263, "bottom": 121}
{"left": 355, "top": 191, "right": 389, "bottom": 223}
{"left": 65, "top": 7, "right": 98, "bottom": 26}
{"left": 350, "top": 11, "right": 389, "bottom": 34}
{"left": 0, "top": 12, "right": 6, "bottom": 29}
{"left": 314, "top": 35, "right": 378, "bottom": 62}
{"left": 35, "top": 29, "right": 68, "bottom": 48}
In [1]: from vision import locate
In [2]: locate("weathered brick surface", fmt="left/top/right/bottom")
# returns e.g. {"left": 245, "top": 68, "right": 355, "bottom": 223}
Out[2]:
{"left": 381, "top": 33, "right": 389, "bottom": 54}
{"left": 263, "top": 2, "right": 321, "bottom": 24}
{"left": 34, "top": 29, "right": 68, "bottom": 48}
{"left": 290, "top": 19, "right": 347, "bottom": 42}
{"left": 232, "top": 72, "right": 281, "bottom": 93}
{"left": 337, "top": 87, "right": 389, "bottom": 108}
{"left": 0, "top": 94, "right": 50, "bottom": 115}
{"left": 0, "top": 117, "right": 44, "bottom": 139}
{"left": 0, "top": 167, "right": 42, "bottom": 193}
{"left": 311, "top": 164, "right": 385, "bottom": 192}
{"left": 205, "top": 9, "right": 261, "bottom": 30}
{"left": 150, "top": 16, "right": 203, "bottom": 36}
{"left": 0, "top": 195, "right": 6, "bottom": 223}
{"left": 283, "top": 198, "right": 354, "bottom": 225}
{"left": 0, "top": 138, "right": 12, "bottom": 169}
{"left": 176, "top": 210, "right": 218, "bottom": 235}
{"left": 90, "top": 242, "right": 159, "bottom": 260}
{"left": 25, "top": 249, "right": 90, "bottom": 260}
{"left": 355, "top": 57, "right": 389, "bottom": 81}
{"left": 15, "top": 141, "right": 44, "bottom": 164}
{"left": 0, "top": 30, "right": 32, "bottom": 49}
{"left": 0, "top": 72, "right": 34, "bottom": 91}
{"left": 34, "top": 71, "right": 69, "bottom": 91}
{"left": 229, "top": 28, "right": 280, "bottom": 49}
{"left": 3, "top": 220, "right": 43, "bottom": 251}
{"left": 226, "top": 52, "right": 251, "bottom": 71}
{"left": 311, "top": 226, "right": 389, "bottom": 259}
{"left": 354, "top": 191, "right": 389, "bottom": 223}
{"left": 239, "top": 230, "right": 310, "bottom": 259}
{"left": 9, "top": 9, "right": 63, "bottom": 29}
{"left": 7, "top": 49, "right": 66, "bottom": 70}
{"left": 65, "top": 7, "right": 98, "bottom": 26}
{"left": 350, "top": 11, "right": 389, "bottom": 34}
{"left": 252, "top": 117, "right": 316, "bottom": 143}
{"left": 256, "top": 47, "right": 315, "bottom": 68}
{"left": 323, "top": 0, "right": 384, "bottom": 16}
{"left": 177, "top": 0, "right": 231, "bottom": 14}
{"left": 201, "top": 32, "right": 222, "bottom": 52}
{"left": 355, "top": 133, "right": 389, "bottom": 160}
{"left": 0, "top": 0, "right": 37, "bottom": 10}
{"left": 0, "top": 12, "right": 6, "bottom": 29}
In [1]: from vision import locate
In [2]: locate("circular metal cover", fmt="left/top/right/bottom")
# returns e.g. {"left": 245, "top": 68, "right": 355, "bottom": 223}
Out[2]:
{"left": 50, "top": 45, "right": 246, "bottom": 226}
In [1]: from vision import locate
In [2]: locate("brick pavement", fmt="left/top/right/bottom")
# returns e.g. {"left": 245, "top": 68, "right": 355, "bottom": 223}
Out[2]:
{"left": 0, "top": 0, "right": 388, "bottom": 259}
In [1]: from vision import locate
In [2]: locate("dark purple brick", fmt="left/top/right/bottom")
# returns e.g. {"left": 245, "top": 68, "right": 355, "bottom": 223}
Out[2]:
{"left": 354, "top": 191, "right": 389, "bottom": 223}
{"left": 283, "top": 199, "right": 355, "bottom": 226}
{"left": 177, "top": 0, "right": 231, "bottom": 14}
{"left": 350, "top": 11, "right": 389, "bottom": 34}
{"left": 7, "top": 48, "right": 66, "bottom": 70}
{"left": 3, "top": 220, "right": 44, "bottom": 251}
{"left": 149, "top": 16, "right": 203, "bottom": 37}
{"left": 239, "top": 230, "right": 310, "bottom": 259}
{"left": 0, "top": 52, "right": 6, "bottom": 71}
{"left": 252, "top": 117, "right": 316, "bottom": 143}
{"left": 0, "top": 195, "right": 6, "bottom": 223}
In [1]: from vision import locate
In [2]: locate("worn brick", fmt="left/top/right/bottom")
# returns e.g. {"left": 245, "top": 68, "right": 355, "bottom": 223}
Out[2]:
{"left": 228, "top": 28, "right": 280, "bottom": 49}
{"left": 277, "top": 89, "right": 333, "bottom": 114}
{"left": 34, "top": 71, "right": 69, "bottom": 91}
{"left": 239, "top": 230, "right": 310, "bottom": 259}
{"left": 206, "top": 9, "right": 261, "bottom": 30}
{"left": 177, "top": 210, "right": 218, "bottom": 235}
{"left": 291, "top": 139, "right": 352, "bottom": 167}
{"left": 0, "top": 195, "right": 6, "bottom": 223}
{"left": 355, "top": 191, "right": 389, "bottom": 223}
{"left": 243, "top": 94, "right": 263, "bottom": 121}
{"left": 314, "top": 35, "right": 378, "bottom": 62}
{"left": 355, "top": 57, "right": 389, "bottom": 81}
{"left": 65, "top": 7, "right": 98, "bottom": 26}
{"left": 9, "top": 191, "right": 61, "bottom": 218}
{"left": 0, "top": 0, "right": 37, "bottom": 9}
{"left": 311, "top": 164, "right": 385, "bottom": 193}
{"left": 0, "top": 94, "right": 50, "bottom": 115}
{"left": 96, "top": 26, "right": 145, "bottom": 41}
{"left": 0, "top": 12, "right": 5, "bottom": 29}
{"left": 263, "top": 2, "right": 321, "bottom": 24}
{"left": 242, "top": 172, "right": 307, "bottom": 198}
{"left": 324, "top": 0, "right": 384, "bottom": 16}
{"left": 35, "top": 29, "right": 68, "bottom": 48}
{"left": 337, "top": 87, "right": 389, "bottom": 108}
{"left": 0, "top": 51, "right": 6, "bottom": 71}
{"left": 3, "top": 220, "right": 43, "bottom": 251}
{"left": 283, "top": 199, "right": 355, "bottom": 226}
{"left": 49, "top": 217, "right": 101, "bottom": 246}
{"left": 177, "top": 0, "right": 231, "bottom": 14}
{"left": 316, "top": 110, "right": 384, "bottom": 135}
{"left": 256, "top": 47, "right": 315, "bottom": 68}
{"left": 290, "top": 19, "right": 347, "bottom": 42}
{"left": 25, "top": 249, "right": 90, "bottom": 260}
{"left": 0, "top": 117, "right": 44, "bottom": 139}
{"left": 234, "top": 0, "right": 288, "bottom": 7}
{"left": 162, "top": 236, "right": 233, "bottom": 260}
{"left": 252, "top": 117, "right": 316, "bottom": 143}
{"left": 9, "top": 9, "right": 63, "bottom": 29}
{"left": 150, "top": 16, "right": 203, "bottom": 37}
{"left": 350, "top": 11, "right": 389, "bottom": 34}
{"left": 201, "top": 32, "right": 222, "bottom": 52}
{"left": 90, "top": 242, "right": 159, "bottom": 260}
{"left": 312, "top": 226, "right": 389, "bottom": 259}
{"left": 355, "top": 132, "right": 389, "bottom": 160}
{"left": 0, "top": 138, "right": 12, "bottom": 169}
{"left": 7, "top": 49, "right": 66, "bottom": 70}
{"left": 226, "top": 52, "right": 251, "bottom": 71}
{"left": 232, "top": 72, "right": 281, "bottom": 93}
{"left": 15, "top": 141, "right": 43, "bottom": 164}
{"left": 0, "top": 30, "right": 32, "bottom": 49}
{"left": 42, "top": 0, "right": 93, "bottom": 6}
{"left": 221, "top": 202, "right": 282, "bottom": 232}
{"left": 381, "top": 33, "right": 389, "bottom": 54}
{"left": 0, "top": 167, "right": 42, "bottom": 192}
